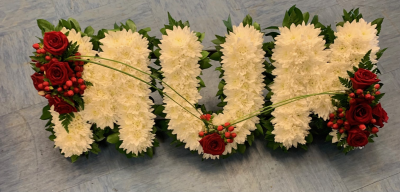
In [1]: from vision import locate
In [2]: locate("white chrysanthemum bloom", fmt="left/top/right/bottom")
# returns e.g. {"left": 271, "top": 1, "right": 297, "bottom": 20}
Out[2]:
{"left": 211, "top": 23, "right": 265, "bottom": 158}
{"left": 86, "top": 29, "right": 155, "bottom": 155}
{"left": 60, "top": 27, "right": 97, "bottom": 59}
{"left": 329, "top": 130, "right": 347, "bottom": 143}
{"left": 159, "top": 26, "right": 206, "bottom": 156}
{"left": 329, "top": 18, "right": 379, "bottom": 91}
{"left": 49, "top": 106, "right": 93, "bottom": 157}
{"left": 270, "top": 23, "right": 331, "bottom": 149}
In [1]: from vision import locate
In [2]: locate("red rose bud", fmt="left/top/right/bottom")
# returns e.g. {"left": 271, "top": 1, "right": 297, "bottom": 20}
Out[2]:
{"left": 332, "top": 124, "right": 338, "bottom": 129}
{"left": 35, "top": 62, "right": 41, "bottom": 68}
{"left": 227, "top": 139, "right": 233, "bottom": 143}
{"left": 78, "top": 78, "right": 84, "bottom": 84}
{"left": 338, "top": 108, "right": 343, "bottom": 113}
{"left": 374, "top": 84, "right": 380, "bottom": 89}
{"left": 350, "top": 98, "right": 356, "bottom": 105}
{"left": 359, "top": 124, "right": 366, "bottom": 130}
{"left": 71, "top": 77, "right": 77, "bottom": 83}
{"left": 225, "top": 132, "right": 231, "bottom": 138}
{"left": 371, "top": 127, "right": 379, "bottom": 134}
{"left": 356, "top": 89, "right": 363, "bottom": 95}
{"left": 228, "top": 126, "right": 234, "bottom": 132}
{"left": 76, "top": 72, "right": 82, "bottom": 78}
{"left": 42, "top": 81, "right": 49, "bottom": 86}
{"left": 51, "top": 58, "right": 58, "bottom": 62}
{"left": 57, "top": 87, "right": 62, "bottom": 92}
{"left": 349, "top": 93, "right": 355, "bottom": 98}
{"left": 38, "top": 84, "right": 44, "bottom": 90}
{"left": 33, "top": 43, "right": 40, "bottom": 49}
{"left": 371, "top": 118, "right": 377, "bottom": 124}
{"left": 339, "top": 128, "right": 345, "bottom": 134}
{"left": 40, "top": 66, "right": 45, "bottom": 71}
{"left": 199, "top": 131, "right": 204, "bottom": 137}
{"left": 73, "top": 87, "right": 79, "bottom": 93}
{"left": 231, "top": 133, "right": 237, "bottom": 138}
{"left": 339, "top": 112, "right": 344, "bottom": 118}
{"left": 365, "top": 94, "right": 372, "bottom": 100}
{"left": 44, "top": 86, "right": 50, "bottom": 92}
{"left": 45, "top": 56, "right": 51, "bottom": 61}
{"left": 66, "top": 80, "right": 72, "bottom": 87}
{"left": 337, "top": 119, "right": 343, "bottom": 125}
{"left": 329, "top": 113, "right": 335, "bottom": 119}
{"left": 375, "top": 91, "right": 380, "bottom": 95}
{"left": 217, "top": 125, "right": 223, "bottom": 131}
{"left": 67, "top": 90, "right": 74, "bottom": 96}
{"left": 327, "top": 122, "right": 333, "bottom": 127}
{"left": 80, "top": 85, "right": 86, "bottom": 90}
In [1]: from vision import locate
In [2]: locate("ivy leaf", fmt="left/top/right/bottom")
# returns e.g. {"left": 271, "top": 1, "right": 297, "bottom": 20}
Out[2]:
{"left": 107, "top": 132, "right": 120, "bottom": 144}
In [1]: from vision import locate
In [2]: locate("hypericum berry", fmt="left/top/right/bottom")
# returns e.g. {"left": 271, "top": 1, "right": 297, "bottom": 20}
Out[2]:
{"left": 36, "top": 49, "right": 41, "bottom": 54}
{"left": 38, "top": 84, "right": 44, "bottom": 90}
{"left": 67, "top": 90, "right": 74, "bottom": 96}
{"left": 371, "top": 127, "right": 379, "bottom": 134}
{"left": 42, "top": 81, "right": 49, "bottom": 86}
{"left": 349, "top": 93, "right": 355, "bottom": 98}
{"left": 217, "top": 125, "right": 223, "bottom": 131}
{"left": 199, "top": 131, "right": 204, "bottom": 137}
{"left": 57, "top": 87, "right": 62, "bottom": 92}
{"left": 225, "top": 132, "right": 231, "bottom": 138}
{"left": 73, "top": 87, "right": 79, "bottom": 93}
{"left": 32, "top": 43, "right": 40, "bottom": 49}
{"left": 337, "top": 119, "right": 343, "bottom": 125}
{"left": 375, "top": 91, "right": 381, "bottom": 95}
{"left": 45, "top": 94, "right": 51, "bottom": 99}
{"left": 63, "top": 92, "right": 68, "bottom": 96}
{"left": 44, "top": 86, "right": 50, "bottom": 92}
{"left": 327, "top": 122, "right": 333, "bottom": 127}
{"left": 371, "top": 96, "right": 375, "bottom": 100}
{"left": 79, "top": 90, "right": 84, "bottom": 95}
{"left": 365, "top": 94, "right": 371, "bottom": 100}
{"left": 338, "top": 112, "right": 344, "bottom": 118}
{"left": 205, "top": 114, "right": 211, "bottom": 121}
{"left": 63, "top": 85, "right": 68, "bottom": 90}
{"left": 344, "top": 125, "right": 350, "bottom": 130}
{"left": 40, "top": 49, "right": 46, "bottom": 54}
{"left": 338, "top": 108, "right": 343, "bottom": 113}
{"left": 371, "top": 118, "right": 377, "bottom": 124}
{"left": 78, "top": 78, "right": 84, "bottom": 84}
{"left": 350, "top": 98, "right": 356, "bottom": 105}
{"left": 35, "top": 62, "right": 41, "bottom": 68}
{"left": 71, "top": 77, "right": 77, "bottom": 83}
{"left": 224, "top": 122, "right": 230, "bottom": 127}
{"left": 231, "top": 133, "right": 237, "bottom": 138}
{"left": 344, "top": 121, "right": 349, "bottom": 126}
{"left": 359, "top": 124, "right": 366, "bottom": 130}
{"left": 228, "top": 126, "right": 234, "bottom": 132}
{"left": 332, "top": 124, "right": 338, "bottom": 129}
{"left": 76, "top": 72, "right": 82, "bottom": 78}
{"left": 80, "top": 85, "right": 86, "bottom": 90}
{"left": 339, "top": 128, "right": 345, "bottom": 134}
{"left": 40, "top": 66, "right": 45, "bottom": 71}
{"left": 74, "top": 66, "right": 81, "bottom": 72}
{"left": 45, "top": 56, "right": 51, "bottom": 61}
{"left": 356, "top": 89, "right": 363, "bottom": 95}
{"left": 51, "top": 58, "right": 58, "bottom": 62}
{"left": 74, "top": 52, "right": 81, "bottom": 58}
{"left": 329, "top": 113, "right": 335, "bottom": 119}
{"left": 227, "top": 139, "right": 233, "bottom": 143}
{"left": 374, "top": 84, "right": 380, "bottom": 89}
{"left": 66, "top": 80, "right": 73, "bottom": 87}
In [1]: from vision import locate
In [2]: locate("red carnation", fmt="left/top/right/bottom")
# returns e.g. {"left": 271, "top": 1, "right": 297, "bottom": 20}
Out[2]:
{"left": 372, "top": 103, "right": 389, "bottom": 127}
{"left": 350, "top": 68, "right": 380, "bottom": 90}
{"left": 199, "top": 133, "right": 225, "bottom": 155}
{"left": 43, "top": 31, "right": 69, "bottom": 55}
{"left": 346, "top": 102, "right": 373, "bottom": 125}
{"left": 31, "top": 73, "right": 44, "bottom": 91}
{"left": 347, "top": 127, "right": 370, "bottom": 147}
{"left": 48, "top": 96, "right": 77, "bottom": 114}
{"left": 44, "top": 60, "right": 74, "bottom": 86}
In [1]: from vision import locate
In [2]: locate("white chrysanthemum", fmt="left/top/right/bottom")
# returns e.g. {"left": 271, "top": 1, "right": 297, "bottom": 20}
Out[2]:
{"left": 211, "top": 23, "right": 265, "bottom": 158}
{"left": 270, "top": 23, "right": 331, "bottom": 149}
{"left": 49, "top": 106, "right": 93, "bottom": 157}
{"left": 329, "top": 130, "right": 347, "bottom": 144}
{"left": 60, "top": 27, "right": 97, "bottom": 59}
{"left": 159, "top": 26, "right": 206, "bottom": 155}
{"left": 328, "top": 18, "right": 379, "bottom": 91}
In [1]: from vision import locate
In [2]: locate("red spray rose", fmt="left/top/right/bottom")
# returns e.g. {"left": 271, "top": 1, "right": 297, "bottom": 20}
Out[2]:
{"left": 346, "top": 102, "right": 373, "bottom": 125}
{"left": 372, "top": 103, "right": 389, "bottom": 127}
{"left": 347, "top": 127, "right": 369, "bottom": 147}
{"left": 350, "top": 68, "right": 380, "bottom": 90}
{"left": 44, "top": 60, "right": 73, "bottom": 85}
{"left": 43, "top": 31, "right": 69, "bottom": 55}
{"left": 31, "top": 73, "right": 44, "bottom": 91}
{"left": 199, "top": 133, "right": 225, "bottom": 155}
{"left": 48, "top": 96, "right": 77, "bottom": 114}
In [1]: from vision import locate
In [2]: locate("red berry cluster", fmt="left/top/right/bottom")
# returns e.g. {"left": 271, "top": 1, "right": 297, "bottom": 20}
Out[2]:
{"left": 200, "top": 114, "right": 211, "bottom": 121}
{"left": 349, "top": 84, "right": 381, "bottom": 105}
{"left": 198, "top": 120, "right": 237, "bottom": 144}
{"left": 327, "top": 108, "right": 348, "bottom": 133}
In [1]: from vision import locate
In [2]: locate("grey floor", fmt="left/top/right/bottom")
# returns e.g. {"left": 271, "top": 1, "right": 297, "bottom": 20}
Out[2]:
{"left": 1, "top": 0, "right": 400, "bottom": 192}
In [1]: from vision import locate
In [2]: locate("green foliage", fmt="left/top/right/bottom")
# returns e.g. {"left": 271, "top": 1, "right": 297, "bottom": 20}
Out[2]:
{"left": 336, "top": 8, "right": 363, "bottom": 27}
{"left": 242, "top": 14, "right": 253, "bottom": 27}
{"left": 71, "top": 155, "right": 79, "bottom": 163}
{"left": 40, "top": 105, "right": 51, "bottom": 120}
{"left": 59, "top": 112, "right": 75, "bottom": 133}
{"left": 339, "top": 77, "right": 352, "bottom": 89}
{"left": 107, "top": 132, "right": 120, "bottom": 144}
{"left": 223, "top": 15, "right": 233, "bottom": 33}
{"left": 282, "top": 5, "right": 309, "bottom": 28}
{"left": 371, "top": 18, "right": 384, "bottom": 36}
{"left": 61, "top": 41, "right": 79, "bottom": 61}
{"left": 153, "top": 105, "right": 166, "bottom": 118}
{"left": 37, "top": 19, "right": 55, "bottom": 35}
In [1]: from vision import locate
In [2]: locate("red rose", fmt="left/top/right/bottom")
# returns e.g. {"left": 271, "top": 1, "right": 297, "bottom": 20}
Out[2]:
{"left": 44, "top": 60, "right": 73, "bottom": 85}
{"left": 199, "top": 133, "right": 225, "bottom": 155}
{"left": 43, "top": 31, "right": 69, "bottom": 55}
{"left": 372, "top": 103, "right": 388, "bottom": 127}
{"left": 350, "top": 68, "right": 380, "bottom": 90}
{"left": 31, "top": 72, "right": 44, "bottom": 91}
{"left": 347, "top": 127, "right": 369, "bottom": 147}
{"left": 346, "top": 102, "right": 373, "bottom": 125}
{"left": 48, "top": 96, "right": 77, "bottom": 114}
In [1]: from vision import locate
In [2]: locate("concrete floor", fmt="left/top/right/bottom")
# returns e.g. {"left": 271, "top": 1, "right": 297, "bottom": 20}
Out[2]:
{"left": 1, "top": 0, "right": 400, "bottom": 191}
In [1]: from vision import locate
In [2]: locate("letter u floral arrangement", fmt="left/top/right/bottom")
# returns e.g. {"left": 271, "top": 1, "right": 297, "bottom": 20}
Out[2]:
{"left": 28, "top": 6, "right": 389, "bottom": 162}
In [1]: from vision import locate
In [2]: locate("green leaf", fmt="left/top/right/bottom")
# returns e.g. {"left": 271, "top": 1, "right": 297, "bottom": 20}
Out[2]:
{"left": 376, "top": 48, "right": 387, "bottom": 60}
{"left": 37, "top": 19, "right": 55, "bottom": 32}
{"left": 371, "top": 18, "right": 384, "bottom": 36}
{"left": 153, "top": 105, "right": 166, "bottom": 117}
{"left": 223, "top": 15, "right": 233, "bottom": 32}
{"left": 310, "top": 15, "right": 319, "bottom": 25}
{"left": 339, "top": 77, "right": 352, "bottom": 88}
{"left": 167, "top": 12, "right": 177, "bottom": 26}
{"left": 282, "top": 11, "right": 290, "bottom": 28}
{"left": 40, "top": 105, "right": 51, "bottom": 120}
{"left": 303, "top": 12, "right": 310, "bottom": 23}
{"left": 48, "top": 135, "right": 56, "bottom": 141}
{"left": 211, "top": 39, "right": 223, "bottom": 45}
{"left": 209, "top": 51, "right": 222, "bottom": 61}
{"left": 200, "top": 51, "right": 209, "bottom": 60}
{"left": 343, "top": 9, "right": 350, "bottom": 21}
{"left": 61, "top": 19, "right": 71, "bottom": 29}
{"left": 306, "top": 133, "right": 313, "bottom": 143}
{"left": 70, "top": 155, "right": 79, "bottom": 163}
{"left": 264, "top": 26, "right": 279, "bottom": 30}
{"left": 247, "top": 134, "right": 254, "bottom": 146}
{"left": 256, "top": 124, "right": 263, "bottom": 135}
{"left": 90, "top": 143, "right": 101, "bottom": 154}
{"left": 68, "top": 18, "right": 81, "bottom": 32}
{"left": 197, "top": 76, "right": 206, "bottom": 91}
{"left": 195, "top": 32, "right": 205, "bottom": 42}
{"left": 126, "top": 19, "right": 137, "bottom": 32}
{"left": 84, "top": 26, "right": 94, "bottom": 36}
{"left": 237, "top": 144, "right": 246, "bottom": 154}
{"left": 107, "top": 132, "right": 120, "bottom": 144}
{"left": 199, "top": 58, "right": 212, "bottom": 69}
{"left": 253, "top": 22, "right": 260, "bottom": 31}
{"left": 242, "top": 14, "right": 253, "bottom": 26}
{"left": 146, "top": 147, "right": 154, "bottom": 158}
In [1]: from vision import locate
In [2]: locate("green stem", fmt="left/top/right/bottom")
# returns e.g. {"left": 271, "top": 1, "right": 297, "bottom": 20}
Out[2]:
{"left": 69, "top": 55, "right": 201, "bottom": 115}
{"left": 72, "top": 58, "right": 201, "bottom": 120}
